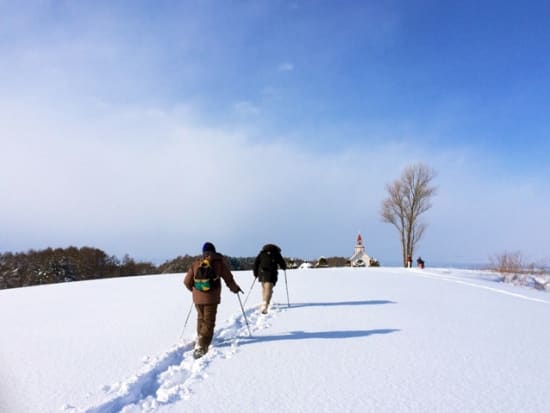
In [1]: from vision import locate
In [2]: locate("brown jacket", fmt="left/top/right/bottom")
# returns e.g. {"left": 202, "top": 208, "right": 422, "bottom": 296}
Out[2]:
{"left": 183, "top": 252, "right": 241, "bottom": 304}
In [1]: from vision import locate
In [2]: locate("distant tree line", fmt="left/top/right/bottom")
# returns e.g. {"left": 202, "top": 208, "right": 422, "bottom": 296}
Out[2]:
{"left": 0, "top": 247, "right": 159, "bottom": 289}
{"left": 0, "top": 247, "right": 353, "bottom": 290}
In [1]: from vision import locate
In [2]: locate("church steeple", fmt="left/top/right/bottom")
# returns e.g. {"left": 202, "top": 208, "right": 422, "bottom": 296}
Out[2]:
{"left": 350, "top": 232, "right": 371, "bottom": 267}
{"left": 354, "top": 233, "right": 365, "bottom": 254}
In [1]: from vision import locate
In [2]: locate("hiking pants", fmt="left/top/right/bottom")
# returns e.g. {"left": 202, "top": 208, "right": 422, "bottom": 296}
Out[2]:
{"left": 261, "top": 282, "right": 274, "bottom": 306}
{"left": 195, "top": 303, "right": 218, "bottom": 350}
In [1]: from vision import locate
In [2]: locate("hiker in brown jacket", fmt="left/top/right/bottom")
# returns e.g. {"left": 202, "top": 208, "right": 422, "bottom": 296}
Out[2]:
{"left": 184, "top": 242, "right": 242, "bottom": 359}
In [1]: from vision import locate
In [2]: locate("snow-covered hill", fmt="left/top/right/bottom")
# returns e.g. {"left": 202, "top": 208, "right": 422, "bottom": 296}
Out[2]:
{"left": 1, "top": 267, "right": 549, "bottom": 413}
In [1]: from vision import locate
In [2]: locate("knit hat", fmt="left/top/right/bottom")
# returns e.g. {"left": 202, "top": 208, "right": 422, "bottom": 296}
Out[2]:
{"left": 202, "top": 242, "right": 216, "bottom": 253}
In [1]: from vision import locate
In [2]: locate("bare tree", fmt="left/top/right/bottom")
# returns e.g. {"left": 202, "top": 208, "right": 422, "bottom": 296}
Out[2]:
{"left": 381, "top": 163, "right": 437, "bottom": 267}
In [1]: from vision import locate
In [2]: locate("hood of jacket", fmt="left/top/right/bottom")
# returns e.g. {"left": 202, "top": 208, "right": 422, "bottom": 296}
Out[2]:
{"left": 261, "top": 244, "right": 281, "bottom": 253}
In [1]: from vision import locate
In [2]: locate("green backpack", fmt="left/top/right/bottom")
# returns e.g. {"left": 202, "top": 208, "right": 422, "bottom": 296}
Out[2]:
{"left": 194, "top": 258, "right": 220, "bottom": 292}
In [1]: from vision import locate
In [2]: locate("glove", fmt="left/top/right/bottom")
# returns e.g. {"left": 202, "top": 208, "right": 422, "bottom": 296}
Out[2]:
{"left": 231, "top": 285, "right": 242, "bottom": 294}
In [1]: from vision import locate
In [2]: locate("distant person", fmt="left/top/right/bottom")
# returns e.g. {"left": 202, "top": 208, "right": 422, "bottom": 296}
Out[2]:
{"left": 417, "top": 257, "right": 425, "bottom": 269}
{"left": 406, "top": 255, "right": 412, "bottom": 268}
{"left": 253, "top": 243, "right": 287, "bottom": 314}
{"left": 184, "top": 242, "right": 242, "bottom": 359}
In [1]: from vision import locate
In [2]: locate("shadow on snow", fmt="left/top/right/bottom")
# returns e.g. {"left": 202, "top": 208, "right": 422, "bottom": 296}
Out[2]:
{"left": 287, "top": 300, "right": 397, "bottom": 308}
{"left": 222, "top": 329, "right": 400, "bottom": 346}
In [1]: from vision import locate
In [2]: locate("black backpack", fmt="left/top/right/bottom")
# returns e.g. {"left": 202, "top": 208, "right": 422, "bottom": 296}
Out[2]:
{"left": 259, "top": 250, "right": 277, "bottom": 275}
{"left": 193, "top": 258, "right": 220, "bottom": 292}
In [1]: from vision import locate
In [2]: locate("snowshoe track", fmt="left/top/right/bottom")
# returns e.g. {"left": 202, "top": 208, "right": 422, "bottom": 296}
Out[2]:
{"left": 65, "top": 303, "right": 285, "bottom": 413}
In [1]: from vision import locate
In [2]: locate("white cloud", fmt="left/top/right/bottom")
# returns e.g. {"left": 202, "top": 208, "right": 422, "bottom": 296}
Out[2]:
{"left": 277, "top": 62, "right": 294, "bottom": 72}
{"left": 1, "top": 95, "right": 549, "bottom": 264}
{"left": 0, "top": 98, "right": 398, "bottom": 260}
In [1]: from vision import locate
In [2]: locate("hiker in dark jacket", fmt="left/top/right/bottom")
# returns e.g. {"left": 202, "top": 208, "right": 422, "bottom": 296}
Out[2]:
{"left": 253, "top": 243, "right": 286, "bottom": 314}
{"left": 184, "top": 242, "right": 242, "bottom": 359}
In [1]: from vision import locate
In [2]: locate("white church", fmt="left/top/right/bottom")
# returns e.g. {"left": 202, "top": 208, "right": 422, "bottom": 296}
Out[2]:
{"left": 349, "top": 233, "right": 375, "bottom": 267}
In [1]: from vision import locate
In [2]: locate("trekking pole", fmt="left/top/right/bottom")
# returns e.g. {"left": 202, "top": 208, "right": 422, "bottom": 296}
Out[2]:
{"left": 284, "top": 270, "right": 290, "bottom": 308}
{"left": 237, "top": 292, "right": 252, "bottom": 337}
{"left": 243, "top": 277, "right": 257, "bottom": 307}
{"left": 179, "top": 301, "right": 194, "bottom": 341}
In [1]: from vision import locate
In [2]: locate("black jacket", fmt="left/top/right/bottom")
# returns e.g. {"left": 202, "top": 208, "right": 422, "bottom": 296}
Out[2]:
{"left": 253, "top": 244, "right": 286, "bottom": 284}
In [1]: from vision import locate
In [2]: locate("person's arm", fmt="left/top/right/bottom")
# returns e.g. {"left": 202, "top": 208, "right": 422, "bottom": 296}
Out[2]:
{"left": 220, "top": 259, "right": 242, "bottom": 293}
{"left": 253, "top": 254, "right": 260, "bottom": 277}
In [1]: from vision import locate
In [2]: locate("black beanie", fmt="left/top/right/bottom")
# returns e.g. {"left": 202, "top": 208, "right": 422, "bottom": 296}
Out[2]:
{"left": 202, "top": 242, "right": 216, "bottom": 253}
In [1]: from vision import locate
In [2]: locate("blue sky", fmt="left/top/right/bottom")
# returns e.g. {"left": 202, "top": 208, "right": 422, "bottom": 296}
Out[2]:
{"left": 1, "top": 1, "right": 549, "bottom": 265}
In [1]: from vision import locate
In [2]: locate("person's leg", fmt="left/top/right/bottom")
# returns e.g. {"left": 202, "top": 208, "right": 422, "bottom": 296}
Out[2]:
{"left": 198, "top": 303, "right": 218, "bottom": 351}
{"left": 195, "top": 304, "right": 205, "bottom": 348}
{"left": 261, "top": 282, "right": 274, "bottom": 313}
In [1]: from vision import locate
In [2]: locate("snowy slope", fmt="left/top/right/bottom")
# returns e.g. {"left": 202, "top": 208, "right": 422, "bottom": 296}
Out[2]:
{"left": 1, "top": 267, "right": 549, "bottom": 413}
